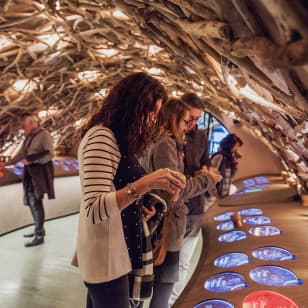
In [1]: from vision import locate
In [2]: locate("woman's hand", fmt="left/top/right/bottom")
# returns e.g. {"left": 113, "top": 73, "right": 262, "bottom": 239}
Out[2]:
{"left": 142, "top": 205, "right": 156, "bottom": 222}
{"left": 143, "top": 168, "right": 186, "bottom": 195}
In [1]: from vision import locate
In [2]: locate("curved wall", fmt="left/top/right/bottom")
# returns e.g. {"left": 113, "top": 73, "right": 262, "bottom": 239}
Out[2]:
{"left": 215, "top": 113, "right": 284, "bottom": 180}
{"left": 0, "top": 176, "right": 81, "bottom": 235}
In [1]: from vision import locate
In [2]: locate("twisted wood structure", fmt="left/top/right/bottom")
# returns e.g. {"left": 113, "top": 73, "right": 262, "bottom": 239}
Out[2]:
{"left": 0, "top": 0, "right": 307, "bottom": 182}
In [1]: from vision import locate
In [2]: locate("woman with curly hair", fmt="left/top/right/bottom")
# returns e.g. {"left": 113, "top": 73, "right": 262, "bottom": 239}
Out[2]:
{"left": 75, "top": 72, "right": 186, "bottom": 308}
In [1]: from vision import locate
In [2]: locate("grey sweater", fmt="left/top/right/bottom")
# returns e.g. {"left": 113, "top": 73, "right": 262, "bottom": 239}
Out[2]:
{"left": 141, "top": 135, "right": 215, "bottom": 251}
{"left": 6, "top": 127, "right": 53, "bottom": 166}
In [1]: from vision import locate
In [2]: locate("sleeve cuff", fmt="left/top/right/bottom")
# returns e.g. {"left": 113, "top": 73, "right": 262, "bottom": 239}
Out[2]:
{"left": 105, "top": 191, "right": 120, "bottom": 217}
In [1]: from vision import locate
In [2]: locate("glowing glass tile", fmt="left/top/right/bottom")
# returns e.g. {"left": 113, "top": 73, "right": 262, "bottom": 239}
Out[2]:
{"left": 53, "top": 159, "right": 61, "bottom": 167}
{"left": 243, "top": 216, "right": 271, "bottom": 225}
{"left": 216, "top": 220, "right": 234, "bottom": 231}
{"left": 252, "top": 246, "right": 296, "bottom": 261}
{"left": 243, "top": 290, "right": 299, "bottom": 308}
{"left": 218, "top": 231, "right": 247, "bottom": 242}
{"left": 204, "top": 272, "right": 247, "bottom": 292}
{"left": 214, "top": 253, "right": 250, "bottom": 268}
{"left": 249, "top": 266, "right": 303, "bottom": 286}
{"left": 239, "top": 208, "right": 263, "bottom": 216}
{"left": 214, "top": 212, "right": 234, "bottom": 221}
{"left": 194, "top": 299, "right": 234, "bottom": 308}
{"left": 249, "top": 226, "right": 281, "bottom": 236}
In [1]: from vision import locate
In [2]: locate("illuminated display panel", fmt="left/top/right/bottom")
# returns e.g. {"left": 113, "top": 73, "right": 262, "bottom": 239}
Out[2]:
{"left": 252, "top": 246, "right": 296, "bottom": 261}
{"left": 214, "top": 212, "right": 234, "bottom": 221}
{"left": 216, "top": 220, "right": 234, "bottom": 231}
{"left": 194, "top": 299, "right": 234, "bottom": 308}
{"left": 218, "top": 230, "right": 247, "bottom": 242}
{"left": 243, "top": 216, "right": 271, "bottom": 225}
{"left": 239, "top": 208, "right": 263, "bottom": 216}
{"left": 214, "top": 253, "right": 250, "bottom": 268}
{"left": 243, "top": 291, "right": 299, "bottom": 308}
{"left": 204, "top": 272, "right": 247, "bottom": 292}
{"left": 249, "top": 226, "right": 281, "bottom": 236}
{"left": 249, "top": 266, "right": 303, "bottom": 286}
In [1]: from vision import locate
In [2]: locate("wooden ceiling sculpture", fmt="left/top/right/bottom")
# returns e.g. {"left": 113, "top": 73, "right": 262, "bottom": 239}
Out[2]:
{"left": 0, "top": 1, "right": 307, "bottom": 180}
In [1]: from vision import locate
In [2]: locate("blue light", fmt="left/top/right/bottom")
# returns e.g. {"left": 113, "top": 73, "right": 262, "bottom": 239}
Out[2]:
{"left": 204, "top": 272, "right": 247, "bottom": 292}
{"left": 252, "top": 246, "right": 296, "bottom": 261}
{"left": 214, "top": 253, "right": 250, "bottom": 268}
{"left": 12, "top": 161, "right": 24, "bottom": 175}
{"left": 53, "top": 159, "right": 61, "bottom": 167}
{"left": 216, "top": 220, "right": 234, "bottom": 231}
{"left": 255, "top": 176, "right": 270, "bottom": 184}
{"left": 249, "top": 226, "right": 281, "bottom": 236}
{"left": 218, "top": 230, "right": 247, "bottom": 242}
{"left": 243, "top": 216, "right": 271, "bottom": 225}
{"left": 239, "top": 208, "right": 263, "bottom": 216}
{"left": 250, "top": 266, "right": 304, "bottom": 287}
{"left": 194, "top": 299, "right": 234, "bottom": 308}
{"left": 73, "top": 159, "right": 79, "bottom": 170}
{"left": 214, "top": 212, "right": 234, "bottom": 221}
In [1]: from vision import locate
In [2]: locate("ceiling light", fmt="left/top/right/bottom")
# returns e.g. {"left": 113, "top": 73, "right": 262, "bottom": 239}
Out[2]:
{"left": 78, "top": 70, "right": 99, "bottom": 81}
{"left": 12, "top": 80, "right": 36, "bottom": 92}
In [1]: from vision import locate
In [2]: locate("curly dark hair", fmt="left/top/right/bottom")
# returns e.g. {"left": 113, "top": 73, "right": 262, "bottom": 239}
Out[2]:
{"left": 220, "top": 133, "right": 243, "bottom": 153}
{"left": 84, "top": 72, "right": 167, "bottom": 157}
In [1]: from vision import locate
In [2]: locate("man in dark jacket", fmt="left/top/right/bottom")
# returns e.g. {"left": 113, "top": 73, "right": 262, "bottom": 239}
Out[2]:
{"left": 170, "top": 93, "right": 216, "bottom": 305}
{"left": 0, "top": 113, "right": 55, "bottom": 247}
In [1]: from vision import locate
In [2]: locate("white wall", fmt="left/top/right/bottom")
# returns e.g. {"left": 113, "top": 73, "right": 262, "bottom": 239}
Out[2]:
{"left": 0, "top": 176, "right": 81, "bottom": 235}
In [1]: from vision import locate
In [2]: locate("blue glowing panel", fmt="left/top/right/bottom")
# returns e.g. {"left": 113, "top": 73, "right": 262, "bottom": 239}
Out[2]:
{"left": 255, "top": 176, "right": 270, "bottom": 184}
{"left": 214, "top": 212, "right": 234, "bottom": 221}
{"left": 252, "top": 246, "right": 296, "bottom": 261}
{"left": 239, "top": 208, "right": 263, "bottom": 216}
{"left": 214, "top": 253, "right": 250, "bottom": 268}
{"left": 12, "top": 166, "right": 23, "bottom": 175}
{"left": 249, "top": 226, "right": 281, "bottom": 236}
{"left": 250, "top": 266, "right": 303, "bottom": 287}
{"left": 242, "top": 179, "right": 255, "bottom": 187}
{"left": 218, "top": 231, "right": 247, "bottom": 243}
{"left": 12, "top": 161, "right": 24, "bottom": 175}
{"left": 194, "top": 299, "right": 234, "bottom": 308}
{"left": 53, "top": 159, "right": 61, "bottom": 167}
{"left": 216, "top": 220, "right": 234, "bottom": 231}
{"left": 243, "top": 216, "right": 271, "bottom": 225}
{"left": 73, "top": 159, "right": 79, "bottom": 170}
{"left": 204, "top": 272, "right": 247, "bottom": 292}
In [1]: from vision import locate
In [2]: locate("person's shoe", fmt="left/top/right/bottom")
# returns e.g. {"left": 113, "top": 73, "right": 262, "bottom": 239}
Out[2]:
{"left": 24, "top": 236, "right": 44, "bottom": 247}
{"left": 23, "top": 229, "right": 45, "bottom": 238}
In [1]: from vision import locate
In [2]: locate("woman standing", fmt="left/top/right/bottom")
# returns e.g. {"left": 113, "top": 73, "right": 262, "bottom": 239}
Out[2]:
{"left": 211, "top": 133, "right": 243, "bottom": 198}
{"left": 142, "top": 98, "right": 222, "bottom": 308}
{"left": 76, "top": 73, "right": 186, "bottom": 308}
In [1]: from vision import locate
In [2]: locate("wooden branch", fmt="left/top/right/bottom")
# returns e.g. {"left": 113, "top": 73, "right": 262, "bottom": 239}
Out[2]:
{"left": 231, "top": 36, "right": 308, "bottom": 67}
{"left": 176, "top": 20, "right": 231, "bottom": 41}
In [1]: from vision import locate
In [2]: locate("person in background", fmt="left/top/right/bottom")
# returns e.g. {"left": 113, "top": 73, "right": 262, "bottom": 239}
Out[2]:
{"left": 76, "top": 72, "right": 186, "bottom": 308}
{"left": 169, "top": 93, "right": 217, "bottom": 305}
{"left": 142, "top": 98, "right": 221, "bottom": 308}
{"left": 0, "top": 113, "right": 54, "bottom": 247}
{"left": 211, "top": 133, "right": 243, "bottom": 198}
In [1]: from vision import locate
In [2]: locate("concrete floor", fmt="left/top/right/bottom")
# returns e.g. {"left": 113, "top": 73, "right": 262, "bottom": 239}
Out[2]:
{"left": 0, "top": 215, "right": 86, "bottom": 308}
{"left": 0, "top": 214, "right": 202, "bottom": 308}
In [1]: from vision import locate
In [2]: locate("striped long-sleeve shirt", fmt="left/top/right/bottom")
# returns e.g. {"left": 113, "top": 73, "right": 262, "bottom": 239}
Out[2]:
{"left": 76, "top": 125, "right": 131, "bottom": 283}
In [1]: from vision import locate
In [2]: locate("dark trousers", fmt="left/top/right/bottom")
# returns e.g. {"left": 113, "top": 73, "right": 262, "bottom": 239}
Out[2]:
{"left": 85, "top": 274, "right": 129, "bottom": 308}
{"left": 27, "top": 189, "right": 45, "bottom": 236}
{"left": 149, "top": 252, "right": 179, "bottom": 308}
